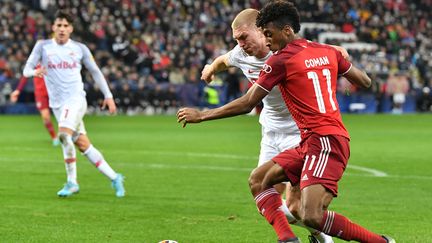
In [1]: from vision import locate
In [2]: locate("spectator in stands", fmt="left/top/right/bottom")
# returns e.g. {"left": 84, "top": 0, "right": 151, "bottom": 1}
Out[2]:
{"left": 224, "top": 68, "right": 241, "bottom": 102}
{"left": 1, "top": 0, "right": 431, "bottom": 114}
{"left": 85, "top": 83, "right": 104, "bottom": 114}
{"left": 168, "top": 67, "right": 186, "bottom": 86}
{"left": 386, "top": 72, "right": 410, "bottom": 114}
{"left": 416, "top": 86, "right": 432, "bottom": 112}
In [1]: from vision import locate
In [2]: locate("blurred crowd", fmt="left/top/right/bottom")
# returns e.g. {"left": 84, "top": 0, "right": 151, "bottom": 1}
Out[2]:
{"left": 0, "top": 0, "right": 431, "bottom": 114}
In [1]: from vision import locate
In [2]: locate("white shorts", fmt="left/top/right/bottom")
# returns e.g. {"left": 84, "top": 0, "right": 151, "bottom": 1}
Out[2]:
{"left": 258, "top": 127, "right": 301, "bottom": 166}
{"left": 393, "top": 93, "right": 406, "bottom": 104}
{"left": 53, "top": 97, "right": 87, "bottom": 135}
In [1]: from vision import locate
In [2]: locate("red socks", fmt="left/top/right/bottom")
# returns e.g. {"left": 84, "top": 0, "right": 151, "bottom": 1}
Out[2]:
{"left": 44, "top": 121, "right": 56, "bottom": 139}
{"left": 320, "top": 211, "right": 386, "bottom": 243}
{"left": 255, "top": 188, "right": 296, "bottom": 241}
{"left": 254, "top": 190, "right": 385, "bottom": 242}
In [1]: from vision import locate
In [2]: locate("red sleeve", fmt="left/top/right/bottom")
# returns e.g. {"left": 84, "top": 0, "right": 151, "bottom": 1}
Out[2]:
{"left": 256, "top": 55, "right": 286, "bottom": 92}
{"left": 15, "top": 77, "right": 28, "bottom": 91}
{"left": 336, "top": 50, "right": 352, "bottom": 75}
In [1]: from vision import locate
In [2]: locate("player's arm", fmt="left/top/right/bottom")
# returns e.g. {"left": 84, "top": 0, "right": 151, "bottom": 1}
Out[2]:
{"left": 201, "top": 52, "right": 230, "bottom": 83}
{"left": 23, "top": 41, "right": 45, "bottom": 78}
{"left": 178, "top": 54, "right": 283, "bottom": 127}
{"left": 177, "top": 84, "right": 267, "bottom": 127}
{"left": 335, "top": 48, "right": 371, "bottom": 89}
{"left": 10, "top": 77, "right": 28, "bottom": 103}
{"left": 81, "top": 44, "right": 116, "bottom": 114}
{"left": 329, "top": 45, "right": 349, "bottom": 59}
{"left": 343, "top": 66, "right": 371, "bottom": 89}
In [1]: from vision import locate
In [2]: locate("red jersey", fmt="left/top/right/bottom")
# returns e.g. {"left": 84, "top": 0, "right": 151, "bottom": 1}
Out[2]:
{"left": 256, "top": 39, "right": 352, "bottom": 139}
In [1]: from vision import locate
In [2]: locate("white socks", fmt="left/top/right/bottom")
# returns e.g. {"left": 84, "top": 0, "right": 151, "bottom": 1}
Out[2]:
{"left": 59, "top": 133, "right": 117, "bottom": 183}
{"left": 64, "top": 162, "right": 77, "bottom": 184}
{"left": 60, "top": 133, "right": 77, "bottom": 184}
{"left": 83, "top": 144, "right": 117, "bottom": 180}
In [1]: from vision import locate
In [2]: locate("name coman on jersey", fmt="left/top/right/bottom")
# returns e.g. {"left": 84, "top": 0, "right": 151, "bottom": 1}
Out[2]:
{"left": 304, "top": 56, "right": 330, "bottom": 68}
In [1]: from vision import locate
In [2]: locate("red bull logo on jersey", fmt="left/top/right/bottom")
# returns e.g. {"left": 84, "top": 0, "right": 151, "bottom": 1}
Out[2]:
{"left": 262, "top": 64, "right": 272, "bottom": 73}
{"left": 304, "top": 56, "right": 329, "bottom": 68}
{"left": 47, "top": 61, "right": 78, "bottom": 69}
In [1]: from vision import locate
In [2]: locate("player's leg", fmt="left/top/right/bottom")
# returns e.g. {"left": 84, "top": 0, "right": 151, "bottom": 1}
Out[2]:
{"left": 52, "top": 98, "right": 87, "bottom": 197}
{"left": 259, "top": 129, "right": 294, "bottom": 218}
{"left": 74, "top": 134, "right": 117, "bottom": 180}
{"left": 249, "top": 161, "right": 299, "bottom": 242}
{"left": 284, "top": 184, "right": 333, "bottom": 243}
{"left": 36, "top": 95, "right": 58, "bottom": 145}
{"left": 57, "top": 126, "right": 79, "bottom": 196}
{"left": 74, "top": 132, "right": 125, "bottom": 197}
{"left": 284, "top": 184, "right": 301, "bottom": 220}
{"left": 40, "top": 108, "right": 56, "bottom": 138}
{"left": 300, "top": 184, "right": 388, "bottom": 242}
{"left": 275, "top": 131, "right": 333, "bottom": 243}
{"left": 299, "top": 134, "right": 390, "bottom": 242}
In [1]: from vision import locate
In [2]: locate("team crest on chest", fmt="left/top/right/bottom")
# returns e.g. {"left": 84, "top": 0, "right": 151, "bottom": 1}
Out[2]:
{"left": 262, "top": 64, "right": 272, "bottom": 73}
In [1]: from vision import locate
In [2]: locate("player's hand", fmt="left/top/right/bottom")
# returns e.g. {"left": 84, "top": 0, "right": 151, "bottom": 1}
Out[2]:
{"left": 177, "top": 107, "right": 202, "bottom": 128}
{"left": 101, "top": 98, "right": 117, "bottom": 114}
{"left": 331, "top": 45, "right": 350, "bottom": 60}
{"left": 10, "top": 90, "right": 20, "bottom": 103}
{"left": 35, "top": 66, "right": 47, "bottom": 77}
{"left": 201, "top": 64, "right": 215, "bottom": 84}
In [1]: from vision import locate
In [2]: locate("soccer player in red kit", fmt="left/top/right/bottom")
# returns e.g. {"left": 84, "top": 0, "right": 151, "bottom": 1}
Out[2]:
{"left": 10, "top": 66, "right": 60, "bottom": 146}
{"left": 177, "top": 1, "right": 395, "bottom": 242}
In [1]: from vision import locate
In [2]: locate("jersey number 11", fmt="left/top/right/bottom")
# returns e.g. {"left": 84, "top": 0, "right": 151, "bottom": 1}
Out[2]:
{"left": 307, "top": 69, "right": 337, "bottom": 114}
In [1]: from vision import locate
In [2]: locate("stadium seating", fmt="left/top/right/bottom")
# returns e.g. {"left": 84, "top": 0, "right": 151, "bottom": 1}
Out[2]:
{"left": 0, "top": 0, "right": 430, "bottom": 114}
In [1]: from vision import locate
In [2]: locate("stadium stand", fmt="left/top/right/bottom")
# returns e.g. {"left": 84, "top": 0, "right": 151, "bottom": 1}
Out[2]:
{"left": 1, "top": 0, "right": 431, "bottom": 114}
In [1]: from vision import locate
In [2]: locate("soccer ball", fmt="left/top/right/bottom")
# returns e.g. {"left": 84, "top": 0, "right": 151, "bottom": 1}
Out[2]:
{"left": 158, "top": 240, "right": 178, "bottom": 243}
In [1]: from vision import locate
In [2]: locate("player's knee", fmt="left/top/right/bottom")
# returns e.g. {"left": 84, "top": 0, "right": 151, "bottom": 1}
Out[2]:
{"left": 75, "top": 139, "right": 88, "bottom": 152}
{"left": 248, "top": 169, "right": 263, "bottom": 194}
{"left": 273, "top": 183, "right": 286, "bottom": 194}
{"left": 74, "top": 137, "right": 91, "bottom": 153}
{"left": 58, "top": 132, "right": 73, "bottom": 146}
{"left": 71, "top": 133, "right": 80, "bottom": 143}
{"left": 41, "top": 117, "right": 50, "bottom": 123}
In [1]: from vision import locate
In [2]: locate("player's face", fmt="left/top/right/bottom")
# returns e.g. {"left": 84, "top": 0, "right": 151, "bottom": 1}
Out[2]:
{"left": 262, "top": 22, "right": 291, "bottom": 52}
{"left": 52, "top": 18, "right": 73, "bottom": 45}
{"left": 233, "top": 25, "right": 265, "bottom": 56}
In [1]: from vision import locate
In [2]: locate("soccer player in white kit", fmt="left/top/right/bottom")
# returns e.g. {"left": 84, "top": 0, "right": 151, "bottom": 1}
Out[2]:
{"left": 198, "top": 9, "right": 349, "bottom": 243}
{"left": 23, "top": 10, "right": 125, "bottom": 198}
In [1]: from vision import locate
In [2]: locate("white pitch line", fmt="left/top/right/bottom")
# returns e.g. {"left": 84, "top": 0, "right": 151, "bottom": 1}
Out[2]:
{"left": 347, "top": 164, "right": 387, "bottom": 177}
{"left": 2, "top": 147, "right": 430, "bottom": 180}
{"left": 147, "top": 163, "right": 252, "bottom": 172}
{"left": 1, "top": 147, "right": 257, "bottom": 160}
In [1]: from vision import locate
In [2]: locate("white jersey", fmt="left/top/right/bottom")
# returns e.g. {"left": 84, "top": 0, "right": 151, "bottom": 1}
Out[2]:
{"left": 227, "top": 45, "right": 299, "bottom": 134}
{"left": 24, "top": 39, "right": 112, "bottom": 108}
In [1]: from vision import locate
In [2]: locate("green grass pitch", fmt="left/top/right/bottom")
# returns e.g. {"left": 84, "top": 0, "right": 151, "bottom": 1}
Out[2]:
{"left": 0, "top": 114, "right": 431, "bottom": 242}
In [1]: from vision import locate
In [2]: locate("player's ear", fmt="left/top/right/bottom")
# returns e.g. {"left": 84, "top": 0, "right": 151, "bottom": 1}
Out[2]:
{"left": 281, "top": 25, "right": 293, "bottom": 40}
{"left": 283, "top": 25, "right": 293, "bottom": 35}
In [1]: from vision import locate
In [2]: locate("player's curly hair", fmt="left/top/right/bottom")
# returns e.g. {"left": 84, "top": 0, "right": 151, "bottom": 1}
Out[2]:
{"left": 256, "top": 0, "right": 301, "bottom": 33}
{"left": 54, "top": 9, "right": 74, "bottom": 24}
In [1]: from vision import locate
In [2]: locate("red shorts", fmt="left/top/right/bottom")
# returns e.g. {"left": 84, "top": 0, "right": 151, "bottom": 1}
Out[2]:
{"left": 35, "top": 94, "right": 49, "bottom": 111}
{"left": 272, "top": 133, "right": 350, "bottom": 196}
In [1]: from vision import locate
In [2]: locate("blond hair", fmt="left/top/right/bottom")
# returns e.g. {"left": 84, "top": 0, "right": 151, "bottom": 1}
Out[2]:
{"left": 231, "top": 8, "right": 259, "bottom": 29}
